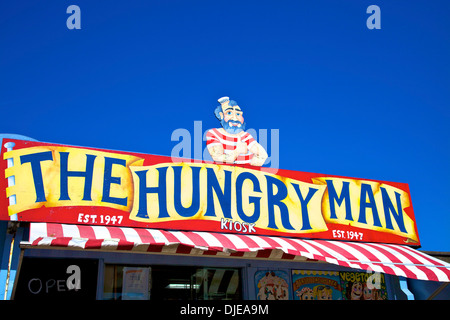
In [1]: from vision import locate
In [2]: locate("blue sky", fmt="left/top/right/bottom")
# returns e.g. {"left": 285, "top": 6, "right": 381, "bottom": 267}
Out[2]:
{"left": 1, "top": 1, "right": 449, "bottom": 251}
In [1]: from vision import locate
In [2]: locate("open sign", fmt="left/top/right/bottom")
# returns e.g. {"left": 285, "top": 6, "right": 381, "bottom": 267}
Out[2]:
{"left": 14, "top": 258, "right": 98, "bottom": 300}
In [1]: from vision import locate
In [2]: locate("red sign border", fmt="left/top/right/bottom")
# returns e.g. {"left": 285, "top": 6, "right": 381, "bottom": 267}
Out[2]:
{"left": 0, "top": 138, "right": 420, "bottom": 247}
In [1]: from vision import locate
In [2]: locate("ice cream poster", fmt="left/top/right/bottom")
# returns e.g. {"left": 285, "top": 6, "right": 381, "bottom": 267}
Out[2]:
{"left": 255, "top": 270, "right": 290, "bottom": 300}
{"left": 292, "top": 270, "right": 342, "bottom": 300}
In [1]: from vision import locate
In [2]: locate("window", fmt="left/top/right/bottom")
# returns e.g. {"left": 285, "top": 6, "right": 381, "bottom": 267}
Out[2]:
{"left": 14, "top": 258, "right": 98, "bottom": 300}
{"left": 103, "top": 264, "right": 241, "bottom": 300}
{"left": 103, "top": 265, "right": 151, "bottom": 300}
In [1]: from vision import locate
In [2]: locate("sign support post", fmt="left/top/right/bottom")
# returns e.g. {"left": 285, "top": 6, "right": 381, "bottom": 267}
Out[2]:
{"left": 0, "top": 221, "right": 24, "bottom": 300}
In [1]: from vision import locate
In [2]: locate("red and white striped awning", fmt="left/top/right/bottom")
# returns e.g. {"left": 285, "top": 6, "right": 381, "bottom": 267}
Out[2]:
{"left": 25, "top": 223, "right": 450, "bottom": 282}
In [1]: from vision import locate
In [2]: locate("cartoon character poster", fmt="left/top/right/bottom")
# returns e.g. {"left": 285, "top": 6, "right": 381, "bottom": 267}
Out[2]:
{"left": 292, "top": 270, "right": 343, "bottom": 300}
{"left": 255, "top": 270, "right": 290, "bottom": 300}
{"left": 339, "top": 271, "right": 388, "bottom": 300}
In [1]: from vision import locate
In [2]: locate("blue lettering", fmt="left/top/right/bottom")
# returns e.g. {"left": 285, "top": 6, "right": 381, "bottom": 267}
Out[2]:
{"left": 326, "top": 180, "right": 353, "bottom": 221}
{"left": 101, "top": 157, "right": 127, "bottom": 206}
{"left": 135, "top": 167, "right": 169, "bottom": 219}
{"left": 292, "top": 184, "right": 318, "bottom": 231}
{"left": 235, "top": 172, "right": 261, "bottom": 224}
{"left": 381, "top": 187, "right": 407, "bottom": 233}
{"left": 59, "top": 152, "right": 96, "bottom": 201}
{"left": 265, "top": 175, "right": 294, "bottom": 230}
{"left": 358, "top": 183, "right": 382, "bottom": 227}
{"left": 204, "top": 168, "right": 232, "bottom": 219}
{"left": 20, "top": 151, "right": 53, "bottom": 203}
{"left": 173, "top": 166, "right": 201, "bottom": 218}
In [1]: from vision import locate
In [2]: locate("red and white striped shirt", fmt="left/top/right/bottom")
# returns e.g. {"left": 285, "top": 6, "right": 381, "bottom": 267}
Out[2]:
{"left": 206, "top": 128, "right": 257, "bottom": 164}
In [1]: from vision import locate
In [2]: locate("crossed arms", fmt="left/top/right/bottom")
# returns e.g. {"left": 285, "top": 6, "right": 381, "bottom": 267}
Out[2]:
{"left": 208, "top": 139, "right": 268, "bottom": 166}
